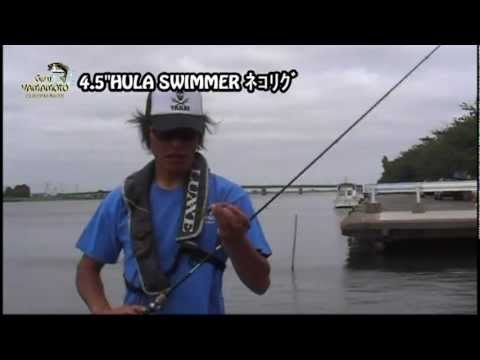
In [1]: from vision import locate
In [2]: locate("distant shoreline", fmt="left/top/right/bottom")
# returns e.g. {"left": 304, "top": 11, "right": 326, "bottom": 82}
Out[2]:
{"left": 3, "top": 189, "right": 336, "bottom": 202}
{"left": 3, "top": 196, "right": 106, "bottom": 202}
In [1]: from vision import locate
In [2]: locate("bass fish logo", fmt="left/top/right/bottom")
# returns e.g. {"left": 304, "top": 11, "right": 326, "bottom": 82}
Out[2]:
{"left": 48, "top": 62, "right": 70, "bottom": 83}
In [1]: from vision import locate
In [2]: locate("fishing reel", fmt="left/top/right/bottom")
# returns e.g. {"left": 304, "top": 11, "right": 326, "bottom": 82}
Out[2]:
{"left": 142, "top": 243, "right": 224, "bottom": 315}
{"left": 144, "top": 288, "right": 170, "bottom": 315}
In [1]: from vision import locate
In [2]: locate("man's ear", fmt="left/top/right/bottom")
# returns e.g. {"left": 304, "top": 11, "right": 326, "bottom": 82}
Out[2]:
{"left": 196, "top": 133, "right": 203, "bottom": 150}
{"left": 148, "top": 127, "right": 155, "bottom": 138}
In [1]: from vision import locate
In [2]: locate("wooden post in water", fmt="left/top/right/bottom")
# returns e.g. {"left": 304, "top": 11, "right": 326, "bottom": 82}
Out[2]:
{"left": 291, "top": 213, "right": 298, "bottom": 272}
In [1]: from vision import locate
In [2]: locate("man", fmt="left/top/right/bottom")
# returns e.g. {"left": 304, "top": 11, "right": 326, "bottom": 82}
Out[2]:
{"left": 75, "top": 90, "right": 272, "bottom": 314}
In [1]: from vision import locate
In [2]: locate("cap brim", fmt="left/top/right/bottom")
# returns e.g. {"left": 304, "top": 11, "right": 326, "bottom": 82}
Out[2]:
{"left": 150, "top": 114, "right": 206, "bottom": 133}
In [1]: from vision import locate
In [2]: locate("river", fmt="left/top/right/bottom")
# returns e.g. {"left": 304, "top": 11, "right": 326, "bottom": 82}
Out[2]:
{"left": 3, "top": 192, "right": 477, "bottom": 314}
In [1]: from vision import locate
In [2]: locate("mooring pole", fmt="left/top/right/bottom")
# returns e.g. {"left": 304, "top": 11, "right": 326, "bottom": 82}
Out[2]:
{"left": 291, "top": 213, "right": 298, "bottom": 272}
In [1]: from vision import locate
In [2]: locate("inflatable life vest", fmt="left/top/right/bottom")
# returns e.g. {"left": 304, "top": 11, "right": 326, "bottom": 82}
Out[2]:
{"left": 122, "top": 152, "right": 225, "bottom": 296}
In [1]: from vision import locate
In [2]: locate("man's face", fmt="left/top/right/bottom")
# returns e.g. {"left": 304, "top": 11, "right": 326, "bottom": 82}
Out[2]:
{"left": 149, "top": 127, "right": 201, "bottom": 174}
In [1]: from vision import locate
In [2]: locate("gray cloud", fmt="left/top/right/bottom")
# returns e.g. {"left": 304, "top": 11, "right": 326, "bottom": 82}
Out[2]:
{"left": 3, "top": 45, "right": 476, "bottom": 193}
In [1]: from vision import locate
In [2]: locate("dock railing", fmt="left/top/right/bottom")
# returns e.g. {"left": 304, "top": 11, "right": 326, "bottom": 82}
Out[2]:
{"left": 364, "top": 180, "right": 477, "bottom": 204}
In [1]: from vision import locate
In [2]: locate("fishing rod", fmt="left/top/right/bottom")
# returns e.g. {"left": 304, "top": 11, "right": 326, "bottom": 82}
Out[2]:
{"left": 145, "top": 45, "right": 442, "bottom": 314}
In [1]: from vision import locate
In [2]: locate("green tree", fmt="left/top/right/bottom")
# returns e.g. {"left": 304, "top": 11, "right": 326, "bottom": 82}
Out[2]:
{"left": 378, "top": 103, "right": 477, "bottom": 182}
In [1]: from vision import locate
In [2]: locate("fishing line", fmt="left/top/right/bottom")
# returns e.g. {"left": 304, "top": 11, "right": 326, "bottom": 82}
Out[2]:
{"left": 145, "top": 45, "right": 442, "bottom": 313}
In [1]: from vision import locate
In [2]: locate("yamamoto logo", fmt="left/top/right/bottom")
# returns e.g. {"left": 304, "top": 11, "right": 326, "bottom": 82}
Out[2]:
{"left": 171, "top": 91, "right": 190, "bottom": 111}
{"left": 21, "top": 62, "right": 73, "bottom": 99}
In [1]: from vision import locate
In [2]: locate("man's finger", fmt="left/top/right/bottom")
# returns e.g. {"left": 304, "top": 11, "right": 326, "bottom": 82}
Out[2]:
{"left": 218, "top": 204, "right": 249, "bottom": 230}
{"left": 219, "top": 206, "right": 243, "bottom": 229}
{"left": 217, "top": 206, "right": 249, "bottom": 237}
{"left": 224, "top": 205, "right": 250, "bottom": 229}
{"left": 212, "top": 205, "right": 234, "bottom": 233}
{"left": 212, "top": 204, "right": 250, "bottom": 236}
{"left": 209, "top": 203, "right": 229, "bottom": 214}
{"left": 132, "top": 305, "right": 147, "bottom": 314}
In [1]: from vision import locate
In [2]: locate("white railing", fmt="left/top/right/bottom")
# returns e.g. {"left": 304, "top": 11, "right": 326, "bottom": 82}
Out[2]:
{"left": 363, "top": 180, "right": 477, "bottom": 203}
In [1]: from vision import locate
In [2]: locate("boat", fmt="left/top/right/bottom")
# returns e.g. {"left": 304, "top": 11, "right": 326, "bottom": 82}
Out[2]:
{"left": 334, "top": 182, "right": 363, "bottom": 208}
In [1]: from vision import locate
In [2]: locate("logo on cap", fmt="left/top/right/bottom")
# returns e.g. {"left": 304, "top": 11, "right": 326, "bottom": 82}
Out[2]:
{"left": 171, "top": 91, "right": 190, "bottom": 112}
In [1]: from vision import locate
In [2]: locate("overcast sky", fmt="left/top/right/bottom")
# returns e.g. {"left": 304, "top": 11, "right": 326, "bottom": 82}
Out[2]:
{"left": 3, "top": 45, "right": 477, "bottom": 193}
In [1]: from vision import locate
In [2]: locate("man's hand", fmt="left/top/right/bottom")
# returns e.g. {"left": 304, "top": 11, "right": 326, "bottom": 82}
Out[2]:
{"left": 211, "top": 203, "right": 270, "bottom": 295}
{"left": 93, "top": 305, "right": 147, "bottom": 315}
{"left": 76, "top": 255, "right": 148, "bottom": 315}
{"left": 211, "top": 203, "right": 250, "bottom": 247}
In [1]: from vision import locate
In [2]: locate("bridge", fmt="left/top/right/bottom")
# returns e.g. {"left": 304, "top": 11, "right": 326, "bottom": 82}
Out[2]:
{"left": 241, "top": 184, "right": 338, "bottom": 195}
{"left": 48, "top": 185, "right": 340, "bottom": 198}
{"left": 35, "top": 190, "right": 110, "bottom": 200}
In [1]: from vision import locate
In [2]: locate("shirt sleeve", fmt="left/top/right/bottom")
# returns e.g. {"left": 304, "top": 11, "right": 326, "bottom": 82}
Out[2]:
{"left": 230, "top": 191, "right": 272, "bottom": 258}
{"left": 75, "top": 189, "right": 123, "bottom": 264}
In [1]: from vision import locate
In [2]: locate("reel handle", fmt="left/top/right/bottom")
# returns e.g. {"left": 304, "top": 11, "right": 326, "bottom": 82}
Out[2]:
{"left": 144, "top": 290, "right": 169, "bottom": 315}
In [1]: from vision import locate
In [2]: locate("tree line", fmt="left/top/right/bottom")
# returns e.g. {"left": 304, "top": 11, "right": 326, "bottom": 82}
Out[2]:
{"left": 379, "top": 103, "right": 477, "bottom": 183}
{"left": 4, "top": 184, "right": 31, "bottom": 198}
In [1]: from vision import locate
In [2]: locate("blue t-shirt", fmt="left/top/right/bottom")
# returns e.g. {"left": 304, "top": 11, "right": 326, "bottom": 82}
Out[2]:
{"left": 76, "top": 173, "right": 272, "bottom": 314}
